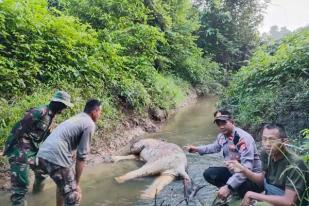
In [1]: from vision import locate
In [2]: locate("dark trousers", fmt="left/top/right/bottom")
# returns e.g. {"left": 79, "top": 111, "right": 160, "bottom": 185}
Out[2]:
{"left": 203, "top": 167, "right": 263, "bottom": 198}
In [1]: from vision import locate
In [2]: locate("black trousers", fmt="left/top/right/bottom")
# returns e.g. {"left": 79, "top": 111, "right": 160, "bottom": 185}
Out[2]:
{"left": 203, "top": 167, "right": 263, "bottom": 198}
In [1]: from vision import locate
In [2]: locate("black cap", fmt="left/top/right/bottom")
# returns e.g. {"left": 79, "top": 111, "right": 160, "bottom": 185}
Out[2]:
{"left": 214, "top": 115, "right": 232, "bottom": 123}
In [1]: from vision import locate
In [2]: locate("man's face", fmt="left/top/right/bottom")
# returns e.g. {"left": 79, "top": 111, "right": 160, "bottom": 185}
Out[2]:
{"left": 215, "top": 120, "right": 234, "bottom": 136}
{"left": 51, "top": 102, "right": 68, "bottom": 114}
{"left": 58, "top": 105, "right": 67, "bottom": 114}
{"left": 261, "top": 128, "right": 284, "bottom": 156}
{"left": 92, "top": 106, "right": 102, "bottom": 122}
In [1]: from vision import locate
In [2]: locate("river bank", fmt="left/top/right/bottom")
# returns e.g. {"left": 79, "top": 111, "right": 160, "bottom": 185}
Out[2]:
{"left": 0, "top": 89, "right": 200, "bottom": 191}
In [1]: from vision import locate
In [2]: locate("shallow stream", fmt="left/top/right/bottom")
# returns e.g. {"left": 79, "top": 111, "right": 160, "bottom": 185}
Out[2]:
{"left": 1, "top": 97, "right": 238, "bottom": 206}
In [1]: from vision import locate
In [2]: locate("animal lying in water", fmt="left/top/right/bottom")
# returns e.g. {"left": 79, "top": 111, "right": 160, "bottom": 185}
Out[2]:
{"left": 111, "top": 138, "right": 192, "bottom": 199}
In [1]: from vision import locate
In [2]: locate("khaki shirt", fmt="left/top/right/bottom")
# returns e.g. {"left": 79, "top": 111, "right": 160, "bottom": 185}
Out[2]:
{"left": 261, "top": 150, "right": 309, "bottom": 198}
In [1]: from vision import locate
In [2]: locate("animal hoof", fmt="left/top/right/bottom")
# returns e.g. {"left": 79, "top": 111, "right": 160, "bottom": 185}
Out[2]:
{"left": 114, "top": 176, "right": 125, "bottom": 184}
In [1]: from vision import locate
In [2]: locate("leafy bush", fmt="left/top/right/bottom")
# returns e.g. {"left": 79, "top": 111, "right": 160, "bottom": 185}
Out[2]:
{"left": 0, "top": 0, "right": 222, "bottom": 148}
{"left": 220, "top": 28, "right": 309, "bottom": 136}
{"left": 0, "top": 0, "right": 99, "bottom": 98}
{"left": 62, "top": 0, "right": 222, "bottom": 95}
{"left": 301, "top": 129, "right": 309, "bottom": 164}
{"left": 0, "top": 83, "right": 119, "bottom": 146}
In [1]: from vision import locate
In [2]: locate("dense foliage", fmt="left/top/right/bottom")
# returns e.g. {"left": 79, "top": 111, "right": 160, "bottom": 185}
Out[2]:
{"left": 61, "top": 0, "right": 222, "bottom": 94}
{"left": 302, "top": 129, "right": 309, "bottom": 164}
{"left": 196, "top": 0, "right": 265, "bottom": 71}
{"left": 0, "top": 0, "right": 222, "bottom": 146}
{"left": 220, "top": 28, "right": 309, "bottom": 137}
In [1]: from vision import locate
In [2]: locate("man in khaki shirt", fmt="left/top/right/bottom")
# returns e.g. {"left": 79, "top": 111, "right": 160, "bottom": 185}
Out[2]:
{"left": 227, "top": 123, "right": 309, "bottom": 206}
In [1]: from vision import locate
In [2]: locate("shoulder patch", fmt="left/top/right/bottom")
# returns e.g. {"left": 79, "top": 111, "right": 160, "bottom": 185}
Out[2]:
{"left": 237, "top": 139, "right": 247, "bottom": 151}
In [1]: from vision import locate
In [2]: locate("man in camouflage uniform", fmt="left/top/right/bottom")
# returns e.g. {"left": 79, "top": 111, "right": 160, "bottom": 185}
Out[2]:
{"left": 3, "top": 91, "right": 73, "bottom": 206}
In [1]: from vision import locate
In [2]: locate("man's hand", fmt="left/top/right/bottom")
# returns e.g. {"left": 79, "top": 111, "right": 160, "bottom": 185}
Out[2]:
{"left": 217, "top": 185, "right": 231, "bottom": 200}
{"left": 183, "top": 145, "right": 198, "bottom": 153}
{"left": 76, "top": 185, "right": 82, "bottom": 203}
{"left": 225, "top": 160, "right": 244, "bottom": 173}
{"left": 241, "top": 191, "right": 256, "bottom": 206}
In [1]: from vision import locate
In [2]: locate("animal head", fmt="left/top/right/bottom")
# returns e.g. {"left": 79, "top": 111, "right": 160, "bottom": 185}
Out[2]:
{"left": 130, "top": 138, "right": 147, "bottom": 154}
{"left": 130, "top": 138, "right": 163, "bottom": 154}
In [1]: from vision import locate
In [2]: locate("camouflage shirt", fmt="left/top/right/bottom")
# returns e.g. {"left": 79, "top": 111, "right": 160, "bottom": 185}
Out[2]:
{"left": 4, "top": 105, "right": 55, "bottom": 156}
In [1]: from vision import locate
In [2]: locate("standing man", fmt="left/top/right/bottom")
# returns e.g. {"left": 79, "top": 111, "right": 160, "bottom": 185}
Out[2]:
{"left": 3, "top": 91, "right": 73, "bottom": 206}
{"left": 184, "top": 110, "right": 263, "bottom": 201}
{"left": 37, "top": 99, "right": 102, "bottom": 206}
{"left": 227, "top": 123, "right": 309, "bottom": 206}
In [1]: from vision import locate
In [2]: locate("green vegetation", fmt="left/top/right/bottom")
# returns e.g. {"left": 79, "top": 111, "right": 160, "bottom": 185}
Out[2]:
{"left": 302, "top": 129, "right": 309, "bottom": 164}
{"left": 263, "top": 25, "right": 292, "bottom": 41}
{"left": 220, "top": 28, "right": 309, "bottom": 138}
{"left": 196, "top": 0, "right": 265, "bottom": 71}
{"left": 1, "top": 0, "right": 308, "bottom": 204}
{"left": 220, "top": 28, "right": 309, "bottom": 204}
{"left": 0, "top": 0, "right": 222, "bottom": 147}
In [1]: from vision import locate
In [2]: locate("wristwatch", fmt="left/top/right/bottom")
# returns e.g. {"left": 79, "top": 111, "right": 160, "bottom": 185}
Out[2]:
{"left": 227, "top": 184, "right": 234, "bottom": 191}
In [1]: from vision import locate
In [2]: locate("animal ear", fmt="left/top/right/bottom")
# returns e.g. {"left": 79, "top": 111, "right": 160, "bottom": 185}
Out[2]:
{"left": 130, "top": 139, "right": 144, "bottom": 154}
{"left": 128, "top": 138, "right": 141, "bottom": 152}
{"left": 130, "top": 136, "right": 143, "bottom": 145}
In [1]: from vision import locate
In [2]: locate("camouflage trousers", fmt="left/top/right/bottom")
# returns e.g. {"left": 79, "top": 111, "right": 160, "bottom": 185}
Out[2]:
{"left": 38, "top": 158, "right": 80, "bottom": 206}
{"left": 8, "top": 143, "right": 47, "bottom": 206}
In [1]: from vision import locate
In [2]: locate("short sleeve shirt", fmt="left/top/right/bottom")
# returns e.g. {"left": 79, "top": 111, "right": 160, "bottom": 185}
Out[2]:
{"left": 37, "top": 112, "right": 95, "bottom": 167}
{"left": 261, "top": 150, "right": 309, "bottom": 197}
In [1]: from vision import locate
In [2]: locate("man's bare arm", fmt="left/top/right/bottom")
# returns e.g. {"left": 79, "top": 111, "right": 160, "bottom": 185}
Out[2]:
{"left": 242, "top": 189, "right": 297, "bottom": 206}
{"left": 75, "top": 159, "right": 85, "bottom": 185}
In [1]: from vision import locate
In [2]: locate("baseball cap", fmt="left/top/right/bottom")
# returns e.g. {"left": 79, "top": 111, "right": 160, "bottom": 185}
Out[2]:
{"left": 214, "top": 114, "right": 232, "bottom": 123}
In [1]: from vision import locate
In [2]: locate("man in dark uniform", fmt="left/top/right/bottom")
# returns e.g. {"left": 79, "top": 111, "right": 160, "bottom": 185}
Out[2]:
{"left": 184, "top": 110, "right": 263, "bottom": 202}
{"left": 3, "top": 91, "right": 73, "bottom": 206}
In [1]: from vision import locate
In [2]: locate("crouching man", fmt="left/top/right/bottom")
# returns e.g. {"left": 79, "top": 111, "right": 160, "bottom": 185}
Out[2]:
{"left": 184, "top": 110, "right": 263, "bottom": 202}
{"left": 37, "top": 99, "right": 102, "bottom": 206}
{"left": 227, "top": 123, "right": 309, "bottom": 206}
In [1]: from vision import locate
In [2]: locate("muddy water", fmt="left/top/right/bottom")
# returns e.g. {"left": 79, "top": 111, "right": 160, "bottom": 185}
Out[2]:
{"left": 1, "top": 97, "right": 231, "bottom": 206}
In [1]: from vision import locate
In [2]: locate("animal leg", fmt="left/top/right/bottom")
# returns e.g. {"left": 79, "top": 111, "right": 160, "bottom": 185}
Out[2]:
{"left": 141, "top": 175, "right": 175, "bottom": 199}
{"left": 111, "top": 155, "right": 138, "bottom": 163}
{"left": 115, "top": 162, "right": 162, "bottom": 184}
{"left": 175, "top": 168, "right": 195, "bottom": 202}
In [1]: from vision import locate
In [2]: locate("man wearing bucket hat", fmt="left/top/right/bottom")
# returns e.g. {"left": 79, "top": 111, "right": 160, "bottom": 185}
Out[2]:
{"left": 184, "top": 110, "right": 263, "bottom": 203}
{"left": 3, "top": 91, "right": 73, "bottom": 206}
